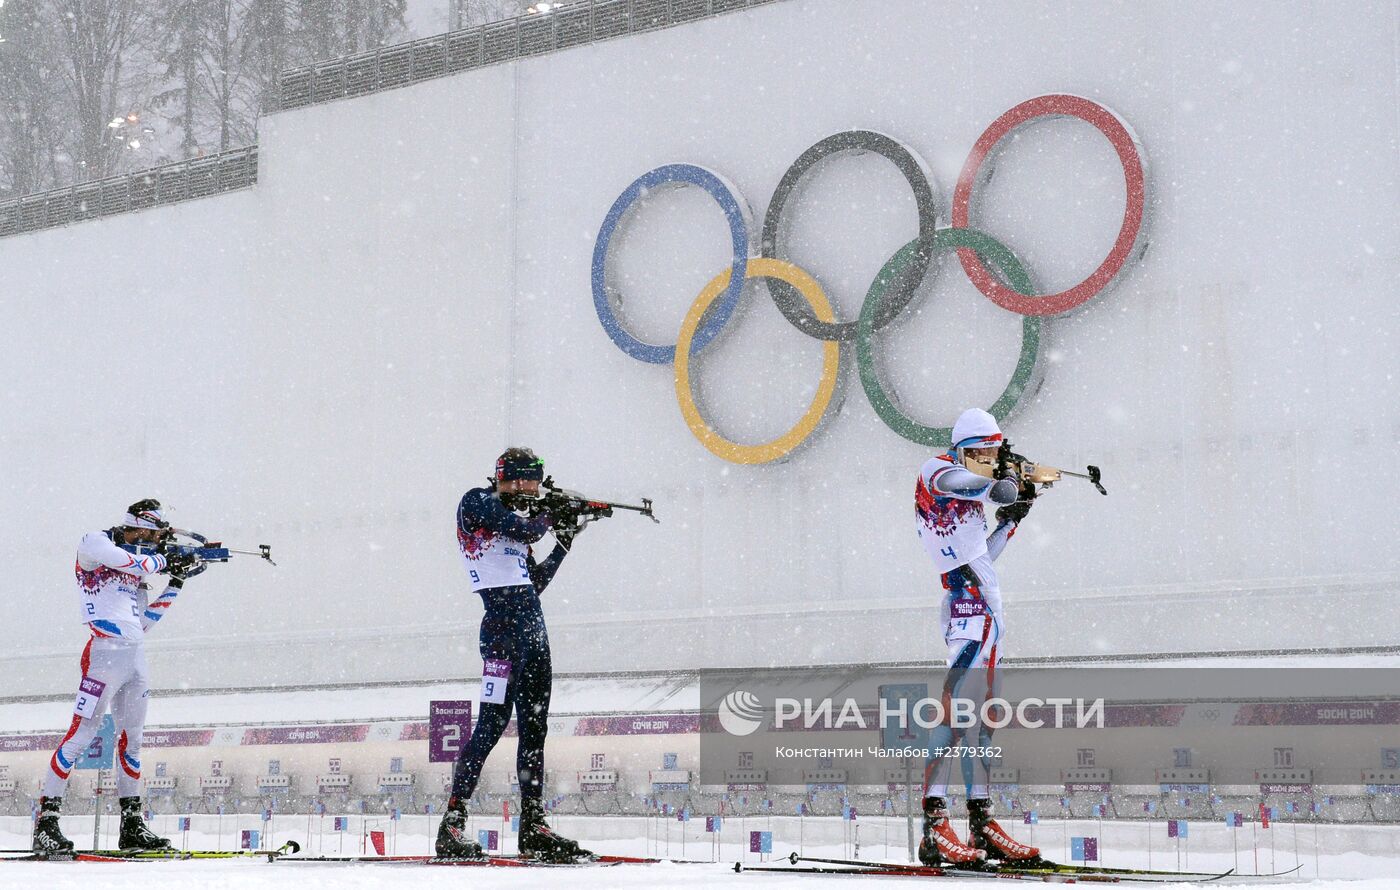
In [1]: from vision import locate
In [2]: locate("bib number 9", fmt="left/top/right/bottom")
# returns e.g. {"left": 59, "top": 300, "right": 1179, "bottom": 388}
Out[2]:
{"left": 481, "top": 658, "right": 511, "bottom": 705}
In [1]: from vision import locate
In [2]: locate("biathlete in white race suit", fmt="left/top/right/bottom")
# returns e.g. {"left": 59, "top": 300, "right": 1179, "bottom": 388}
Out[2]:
{"left": 33, "top": 500, "right": 206, "bottom": 854}
{"left": 913, "top": 409, "right": 1046, "bottom": 869}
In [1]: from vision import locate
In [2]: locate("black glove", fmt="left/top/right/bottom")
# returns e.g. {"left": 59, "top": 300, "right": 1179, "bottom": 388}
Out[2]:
{"left": 162, "top": 548, "right": 204, "bottom": 579}
{"left": 996, "top": 499, "right": 1033, "bottom": 525}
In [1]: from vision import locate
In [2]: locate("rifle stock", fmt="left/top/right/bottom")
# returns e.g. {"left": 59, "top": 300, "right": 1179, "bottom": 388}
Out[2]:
{"left": 964, "top": 442, "right": 1108, "bottom": 496}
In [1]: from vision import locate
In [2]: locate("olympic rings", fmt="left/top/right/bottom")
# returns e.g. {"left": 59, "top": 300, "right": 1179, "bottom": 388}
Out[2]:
{"left": 760, "top": 130, "right": 941, "bottom": 342}
{"left": 951, "top": 94, "right": 1147, "bottom": 316}
{"left": 674, "top": 259, "right": 841, "bottom": 465}
{"left": 591, "top": 94, "right": 1148, "bottom": 463}
{"left": 591, "top": 164, "right": 751, "bottom": 364}
{"left": 856, "top": 229, "right": 1040, "bottom": 446}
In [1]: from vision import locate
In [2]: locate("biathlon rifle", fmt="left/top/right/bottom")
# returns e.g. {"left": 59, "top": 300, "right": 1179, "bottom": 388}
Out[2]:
{"left": 533, "top": 476, "right": 660, "bottom": 525}
{"left": 966, "top": 441, "right": 1108, "bottom": 496}
{"left": 163, "top": 526, "right": 277, "bottom": 565}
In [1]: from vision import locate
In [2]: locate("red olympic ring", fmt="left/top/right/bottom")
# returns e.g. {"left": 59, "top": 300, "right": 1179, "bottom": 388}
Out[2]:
{"left": 951, "top": 93, "right": 1147, "bottom": 316}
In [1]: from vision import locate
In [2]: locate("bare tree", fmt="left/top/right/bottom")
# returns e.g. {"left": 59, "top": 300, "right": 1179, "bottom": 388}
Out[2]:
{"left": 0, "top": 0, "right": 441, "bottom": 198}
{"left": 51, "top": 0, "right": 157, "bottom": 181}
{"left": 291, "top": 0, "right": 406, "bottom": 62}
{"left": 452, "top": 0, "right": 530, "bottom": 30}
{"left": 349, "top": 0, "right": 407, "bottom": 52}
{"left": 0, "top": 0, "right": 66, "bottom": 194}
{"left": 154, "top": 0, "right": 207, "bottom": 157}
{"left": 243, "top": 0, "right": 289, "bottom": 130}
{"left": 291, "top": 0, "right": 338, "bottom": 61}
{"left": 201, "top": 0, "right": 256, "bottom": 151}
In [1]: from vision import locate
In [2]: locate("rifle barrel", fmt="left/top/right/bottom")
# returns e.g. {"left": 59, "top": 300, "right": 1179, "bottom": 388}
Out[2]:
{"left": 608, "top": 499, "right": 660, "bottom": 523}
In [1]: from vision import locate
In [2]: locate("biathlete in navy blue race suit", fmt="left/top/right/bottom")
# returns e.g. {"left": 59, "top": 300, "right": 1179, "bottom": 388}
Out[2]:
{"left": 436, "top": 447, "right": 593, "bottom": 862}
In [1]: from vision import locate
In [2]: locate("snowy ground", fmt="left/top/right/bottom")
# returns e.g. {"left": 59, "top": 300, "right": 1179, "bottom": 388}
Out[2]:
{"left": 3, "top": 815, "right": 1398, "bottom": 889}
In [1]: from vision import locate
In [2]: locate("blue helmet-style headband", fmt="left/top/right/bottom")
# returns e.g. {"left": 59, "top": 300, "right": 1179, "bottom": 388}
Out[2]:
{"left": 495, "top": 448, "right": 545, "bottom": 483}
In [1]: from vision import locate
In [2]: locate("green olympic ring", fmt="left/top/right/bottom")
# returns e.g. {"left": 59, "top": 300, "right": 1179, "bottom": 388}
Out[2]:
{"left": 857, "top": 228, "right": 1040, "bottom": 448}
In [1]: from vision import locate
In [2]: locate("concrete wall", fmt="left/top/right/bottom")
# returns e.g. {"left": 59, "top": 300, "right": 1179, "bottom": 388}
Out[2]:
{"left": 0, "top": 0, "right": 1396, "bottom": 696}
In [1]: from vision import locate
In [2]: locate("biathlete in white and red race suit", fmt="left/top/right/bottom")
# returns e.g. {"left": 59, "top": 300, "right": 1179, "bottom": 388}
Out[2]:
{"left": 33, "top": 499, "right": 206, "bottom": 854}
{"left": 912, "top": 408, "right": 1047, "bottom": 869}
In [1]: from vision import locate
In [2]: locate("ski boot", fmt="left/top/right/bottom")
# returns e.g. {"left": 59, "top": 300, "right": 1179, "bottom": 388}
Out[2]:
{"left": 518, "top": 797, "right": 593, "bottom": 863}
{"left": 32, "top": 796, "right": 75, "bottom": 854}
{"left": 435, "top": 800, "right": 485, "bottom": 859}
{"left": 917, "top": 796, "right": 988, "bottom": 869}
{"left": 119, "top": 797, "right": 172, "bottom": 850}
{"left": 967, "top": 797, "right": 1046, "bottom": 867}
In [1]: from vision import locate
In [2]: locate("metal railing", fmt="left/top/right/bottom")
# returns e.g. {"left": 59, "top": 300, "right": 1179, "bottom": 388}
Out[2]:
{"left": 0, "top": 146, "right": 258, "bottom": 240}
{"left": 272, "top": 0, "right": 781, "bottom": 112}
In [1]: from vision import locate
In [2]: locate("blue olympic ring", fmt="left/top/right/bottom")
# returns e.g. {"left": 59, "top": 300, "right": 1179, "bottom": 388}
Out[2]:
{"left": 590, "top": 164, "right": 750, "bottom": 365}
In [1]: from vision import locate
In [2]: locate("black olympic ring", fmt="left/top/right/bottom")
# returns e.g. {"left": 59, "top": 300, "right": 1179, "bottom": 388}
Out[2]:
{"left": 760, "top": 130, "right": 941, "bottom": 342}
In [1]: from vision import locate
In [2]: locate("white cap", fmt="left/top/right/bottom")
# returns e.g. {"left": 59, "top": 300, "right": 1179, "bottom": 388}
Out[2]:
{"left": 123, "top": 501, "right": 167, "bottom": 530}
{"left": 951, "top": 408, "right": 1003, "bottom": 450}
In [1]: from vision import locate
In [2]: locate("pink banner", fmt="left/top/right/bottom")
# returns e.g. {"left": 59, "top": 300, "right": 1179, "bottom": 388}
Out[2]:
{"left": 242, "top": 725, "right": 370, "bottom": 745}
{"left": 1065, "top": 783, "right": 1112, "bottom": 793}
{"left": 573, "top": 714, "right": 700, "bottom": 736}
{"left": 143, "top": 729, "right": 215, "bottom": 748}
{"left": 1235, "top": 702, "right": 1400, "bottom": 726}
{"left": 429, "top": 701, "right": 473, "bottom": 763}
{"left": 0, "top": 734, "right": 62, "bottom": 752}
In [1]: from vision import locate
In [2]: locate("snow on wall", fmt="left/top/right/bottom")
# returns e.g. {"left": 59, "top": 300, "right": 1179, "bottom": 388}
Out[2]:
{"left": 0, "top": 0, "right": 1396, "bottom": 696}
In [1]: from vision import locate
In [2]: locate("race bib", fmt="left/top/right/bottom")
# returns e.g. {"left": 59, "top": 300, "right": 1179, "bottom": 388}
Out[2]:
{"left": 480, "top": 659, "right": 511, "bottom": 705}
{"left": 74, "top": 676, "right": 107, "bottom": 719}
{"left": 946, "top": 599, "right": 987, "bottom": 642}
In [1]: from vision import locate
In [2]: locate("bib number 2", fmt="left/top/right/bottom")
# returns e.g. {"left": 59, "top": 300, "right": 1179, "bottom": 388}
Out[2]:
{"left": 74, "top": 676, "right": 107, "bottom": 719}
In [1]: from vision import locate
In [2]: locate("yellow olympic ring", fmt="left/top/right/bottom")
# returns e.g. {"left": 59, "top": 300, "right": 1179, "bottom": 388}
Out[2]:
{"left": 673, "top": 258, "right": 841, "bottom": 464}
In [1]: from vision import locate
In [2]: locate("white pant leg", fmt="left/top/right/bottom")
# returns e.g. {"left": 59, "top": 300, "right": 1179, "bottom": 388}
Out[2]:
{"left": 42, "top": 638, "right": 141, "bottom": 798}
{"left": 111, "top": 646, "right": 150, "bottom": 797}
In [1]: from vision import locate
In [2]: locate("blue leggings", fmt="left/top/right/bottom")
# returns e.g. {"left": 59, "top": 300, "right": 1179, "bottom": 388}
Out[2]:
{"left": 922, "top": 637, "right": 999, "bottom": 798}
{"left": 450, "top": 586, "right": 552, "bottom": 802}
